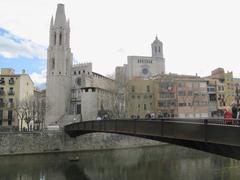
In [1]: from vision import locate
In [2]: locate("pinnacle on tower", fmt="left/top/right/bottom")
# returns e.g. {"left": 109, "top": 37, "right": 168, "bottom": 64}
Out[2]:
{"left": 50, "top": 16, "right": 54, "bottom": 27}
{"left": 54, "top": 4, "right": 66, "bottom": 26}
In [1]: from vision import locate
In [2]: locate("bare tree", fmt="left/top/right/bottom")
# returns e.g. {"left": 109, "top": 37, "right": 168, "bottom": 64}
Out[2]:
{"left": 14, "top": 97, "right": 35, "bottom": 131}
{"left": 14, "top": 95, "right": 48, "bottom": 131}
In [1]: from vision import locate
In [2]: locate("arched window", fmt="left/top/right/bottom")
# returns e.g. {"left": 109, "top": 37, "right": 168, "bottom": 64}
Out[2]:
{"left": 59, "top": 32, "right": 62, "bottom": 45}
{"left": 66, "top": 59, "right": 68, "bottom": 74}
{"left": 159, "top": 46, "right": 161, "bottom": 53}
{"left": 51, "top": 58, "right": 55, "bottom": 69}
{"left": 155, "top": 46, "right": 157, "bottom": 53}
{"left": 54, "top": 32, "right": 57, "bottom": 45}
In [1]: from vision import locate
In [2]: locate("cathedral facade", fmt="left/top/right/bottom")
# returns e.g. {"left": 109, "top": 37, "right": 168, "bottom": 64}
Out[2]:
{"left": 115, "top": 37, "right": 165, "bottom": 85}
{"left": 46, "top": 4, "right": 115, "bottom": 126}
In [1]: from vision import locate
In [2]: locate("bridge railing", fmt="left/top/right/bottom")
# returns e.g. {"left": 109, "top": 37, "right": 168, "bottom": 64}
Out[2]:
{"left": 65, "top": 118, "right": 240, "bottom": 132}
{"left": 94, "top": 118, "right": 240, "bottom": 126}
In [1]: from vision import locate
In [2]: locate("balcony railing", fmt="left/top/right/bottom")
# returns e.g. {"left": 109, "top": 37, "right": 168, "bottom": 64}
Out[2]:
{"left": 9, "top": 80, "right": 14, "bottom": 85}
{"left": 0, "top": 91, "right": 5, "bottom": 96}
{"left": 7, "top": 103, "right": 14, "bottom": 108}
{"left": 8, "top": 91, "right": 15, "bottom": 96}
{"left": 0, "top": 103, "right": 4, "bottom": 108}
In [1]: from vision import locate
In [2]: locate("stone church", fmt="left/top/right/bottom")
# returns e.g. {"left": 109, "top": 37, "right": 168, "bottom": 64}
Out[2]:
{"left": 46, "top": 4, "right": 115, "bottom": 125}
{"left": 115, "top": 37, "right": 165, "bottom": 85}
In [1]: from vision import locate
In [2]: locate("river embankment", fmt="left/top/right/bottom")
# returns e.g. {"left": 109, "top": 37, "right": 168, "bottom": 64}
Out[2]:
{"left": 0, "top": 131, "right": 161, "bottom": 156}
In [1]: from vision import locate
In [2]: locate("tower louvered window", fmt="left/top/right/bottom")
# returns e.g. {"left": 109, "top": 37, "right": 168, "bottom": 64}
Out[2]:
{"left": 52, "top": 58, "right": 55, "bottom": 69}
{"left": 54, "top": 32, "right": 57, "bottom": 45}
{"left": 59, "top": 32, "right": 62, "bottom": 45}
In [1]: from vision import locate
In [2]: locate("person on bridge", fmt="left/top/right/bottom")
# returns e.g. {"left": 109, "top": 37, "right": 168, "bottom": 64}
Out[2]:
{"left": 224, "top": 106, "right": 233, "bottom": 125}
{"left": 231, "top": 103, "right": 238, "bottom": 119}
{"left": 145, "top": 111, "right": 151, "bottom": 119}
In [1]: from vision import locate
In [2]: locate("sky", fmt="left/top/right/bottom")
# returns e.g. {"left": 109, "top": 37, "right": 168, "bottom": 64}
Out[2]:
{"left": 0, "top": 0, "right": 240, "bottom": 88}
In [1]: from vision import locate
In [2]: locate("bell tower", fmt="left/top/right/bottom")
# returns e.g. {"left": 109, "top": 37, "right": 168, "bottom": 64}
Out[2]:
{"left": 151, "top": 36, "right": 163, "bottom": 58}
{"left": 46, "top": 4, "right": 73, "bottom": 125}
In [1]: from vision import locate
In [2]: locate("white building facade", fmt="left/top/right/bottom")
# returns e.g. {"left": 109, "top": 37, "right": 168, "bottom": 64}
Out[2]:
{"left": 46, "top": 4, "right": 115, "bottom": 126}
{"left": 116, "top": 36, "right": 165, "bottom": 82}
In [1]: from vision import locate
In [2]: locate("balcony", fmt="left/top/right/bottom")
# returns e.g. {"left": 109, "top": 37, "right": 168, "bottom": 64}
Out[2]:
{"left": 0, "top": 91, "right": 5, "bottom": 96}
{"left": 9, "top": 79, "right": 15, "bottom": 85}
{"left": 0, "top": 103, "right": 4, "bottom": 108}
{"left": 7, "top": 103, "right": 14, "bottom": 108}
{"left": 8, "top": 91, "right": 15, "bottom": 96}
{"left": 0, "top": 80, "right": 5, "bottom": 85}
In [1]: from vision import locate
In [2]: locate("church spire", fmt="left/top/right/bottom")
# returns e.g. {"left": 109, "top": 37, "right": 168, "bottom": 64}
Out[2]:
{"left": 54, "top": 4, "right": 66, "bottom": 27}
{"left": 50, "top": 16, "right": 54, "bottom": 27}
{"left": 151, "top": 36, "right": 163, "bottom": 58}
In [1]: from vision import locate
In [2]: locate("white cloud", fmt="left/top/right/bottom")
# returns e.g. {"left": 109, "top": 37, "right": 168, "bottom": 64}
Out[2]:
{"left": 30, "top": 69, "right": 46, "bottom": 87}
{"left": 1, "top": 0, "right": 240, "bottom": 78}
{"left": 0, "top": 30, "right": 46, "bottom": 59}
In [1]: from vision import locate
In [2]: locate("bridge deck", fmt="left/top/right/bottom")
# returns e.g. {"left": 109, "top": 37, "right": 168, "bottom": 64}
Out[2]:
{"left": 64, "top": 118, "right": 240, "bottom": 160}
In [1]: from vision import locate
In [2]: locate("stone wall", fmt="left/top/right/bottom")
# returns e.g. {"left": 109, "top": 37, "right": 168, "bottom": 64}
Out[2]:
{"left": 0, "top": 131, "right": 161, "bottom": 155}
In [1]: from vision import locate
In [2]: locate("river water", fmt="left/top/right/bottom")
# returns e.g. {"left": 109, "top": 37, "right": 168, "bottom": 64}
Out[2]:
{"left": 0, "top": 144, "right": 240, "bottom": 180}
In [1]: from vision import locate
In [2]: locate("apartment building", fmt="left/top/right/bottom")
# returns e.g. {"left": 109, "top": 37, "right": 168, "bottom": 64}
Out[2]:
{"left": 153, "top": 74, "right": 209, "bottom": 118}
{"left": 126, "top": 79, "right": 156, "bottom": 118}
{"left": 0, "top": 68, "right": 34, "bottom": 130}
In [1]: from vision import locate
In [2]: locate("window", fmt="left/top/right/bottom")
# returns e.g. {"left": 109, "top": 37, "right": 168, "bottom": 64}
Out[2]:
{"left": 131, "top": 86, "right": 135, "bottom": 92}
{"left": 0, "top": 78, "right": 5, "bottom": 85}
{"left": 138, "top": 104, "right": 140, "bottom": 108}
{"left": 178, "top": 102, "right": 187, "bottom": 107}
{"left": 137, "top": 95, "right": 140, "bottom": 99}
{"left": 142, "top": 68, "right": 148, "bottom": 75}
{"left": 51, "top": 58, "right": 55, "bottom": 69}
{"left": 66, "top": 59, "right": 68, "bottom": 74}
{"left": 155, "top": 46, "right": 157, "bottom": 53}
{"left": 54, "top": 32, "right": 57, "bottom": 45}
{"left": 0, "top": 98, "right": 3, "bottom": 107}
{"left": 9, "top": 78, "right": 14, "bottom": 85}
{"left": 9, "top": 98, "right": 13, "bottom": 107}
{"left": 8, "top": 110, "right": 13, "bottom": 125}
{"left": 144, "top": 104, "right": 147, "bottom": 110}
{"left": 8, "top": 87, "right": 14, "bottom": 96}
{"left": 59, "top": 32, "right": 62, "bottom": 45}
{"left": 76, "top": 104, "right": 81, "bottom": 114}
{"left": 178, "top": 91, "right": 185, "bottom": 96}
{"left": 188, "top": 91, "right": 193, "bottom": 96}
{"left": 0, "top": 87, "right": 4, "bottom": 95}
{"left": 74, "top": 71, "right": 76, "bottom": 75}
{"left": 147, "top": 85, "right": 150, "bottom": 92}
{"left": 0, "top": 110, "right": 2, "bottom": 126}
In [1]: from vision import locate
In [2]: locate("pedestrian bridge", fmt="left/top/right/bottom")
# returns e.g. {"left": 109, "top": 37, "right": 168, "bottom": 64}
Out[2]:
{"left": 64, "top": 118, "right": 240, "bottom": 160}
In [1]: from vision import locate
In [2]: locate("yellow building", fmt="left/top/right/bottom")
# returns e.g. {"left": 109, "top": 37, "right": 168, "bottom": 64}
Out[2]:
{"left": 233, "top": 78, "right": 240, "bottom": 106}
{"left": 126, "top": 74, "right": 209, "bottom": 119}
{"left": 224, "top": 71, "right": 234, "bottom": 106}
{"left": 0, "top": 68, "right": 34, "bottom": 130}
{"left": 126, "top": 79, "right": 156, "bottom": 118}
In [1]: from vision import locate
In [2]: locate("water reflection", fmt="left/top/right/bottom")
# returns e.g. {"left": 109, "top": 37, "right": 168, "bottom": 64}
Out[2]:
{"left": 0, "top": 145, "right": 240, "bottom": 180}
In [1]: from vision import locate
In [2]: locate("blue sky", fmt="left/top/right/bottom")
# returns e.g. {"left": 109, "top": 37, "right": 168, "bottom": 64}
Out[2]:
{"left": 0, "top": 27, "right": 46, "bottom": 88}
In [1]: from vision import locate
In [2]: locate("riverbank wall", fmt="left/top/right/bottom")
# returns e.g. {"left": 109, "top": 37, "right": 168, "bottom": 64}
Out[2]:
{"left": 0, "top": 131, "right": 161, "bottom": 156}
